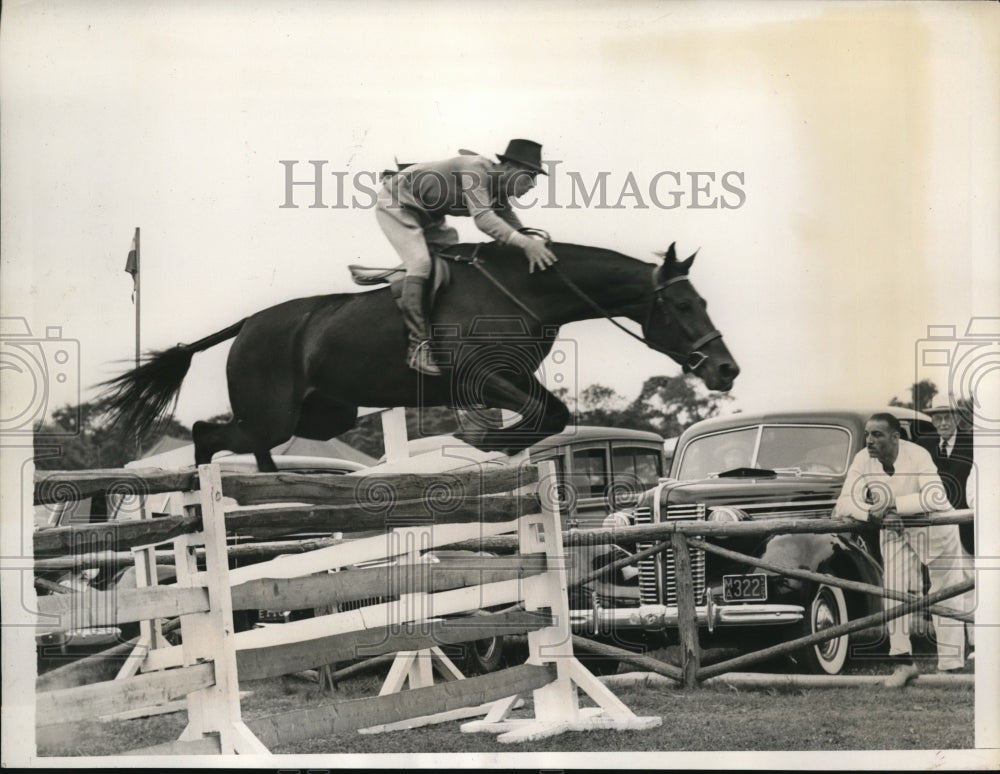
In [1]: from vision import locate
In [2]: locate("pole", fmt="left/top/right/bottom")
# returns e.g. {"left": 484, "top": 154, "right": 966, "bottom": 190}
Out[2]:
{"left": 134, "top": 227, "right": 141, "bottom": 458}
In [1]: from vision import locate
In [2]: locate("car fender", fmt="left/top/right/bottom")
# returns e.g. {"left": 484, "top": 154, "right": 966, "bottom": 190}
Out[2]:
{"left": 760, "top": 532, "right": 883, "bottom": 617}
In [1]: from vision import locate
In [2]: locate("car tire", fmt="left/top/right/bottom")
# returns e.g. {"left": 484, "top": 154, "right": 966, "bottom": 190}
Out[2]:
{"left": 795, "top": 583, "right": 850, "bottom": 675}
{"left": 461, "top": 634, "right": 505, "bottom": 675}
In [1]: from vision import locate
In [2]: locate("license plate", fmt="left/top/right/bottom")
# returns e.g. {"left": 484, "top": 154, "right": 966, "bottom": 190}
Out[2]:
{"left": 722, "top": 573, "right": 768, "bottom": 602}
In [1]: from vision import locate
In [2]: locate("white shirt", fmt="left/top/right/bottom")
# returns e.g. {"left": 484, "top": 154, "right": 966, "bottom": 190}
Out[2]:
{"left": 834, "top": 439, "right": 951, "bottom": 522}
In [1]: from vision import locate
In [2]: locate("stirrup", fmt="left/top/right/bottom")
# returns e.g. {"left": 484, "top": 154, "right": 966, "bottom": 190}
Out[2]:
{"left": 407, "top": 340, "right": 441, "bottom": 376}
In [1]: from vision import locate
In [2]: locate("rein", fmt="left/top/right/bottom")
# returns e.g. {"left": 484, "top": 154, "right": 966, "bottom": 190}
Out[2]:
{"left": 552, "top": 264, "right": 721, "bottom": 371}
{"left": 458, "top": 238, "right": 722, "bottom": 373}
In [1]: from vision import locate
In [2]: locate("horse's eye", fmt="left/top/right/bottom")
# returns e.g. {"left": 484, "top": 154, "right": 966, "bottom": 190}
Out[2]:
{"left": 676, "top": 300, "right": 693, "bottom": 312}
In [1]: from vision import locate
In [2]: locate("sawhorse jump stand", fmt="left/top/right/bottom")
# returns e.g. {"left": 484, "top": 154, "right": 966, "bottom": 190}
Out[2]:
{"left": 462, "top": 459, "right": 661, "bottom": 742}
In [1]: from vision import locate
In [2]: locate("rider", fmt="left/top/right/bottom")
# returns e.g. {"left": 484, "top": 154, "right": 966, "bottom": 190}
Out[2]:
{"left": 375, "top": 139, "right": 558, "bottom": 376}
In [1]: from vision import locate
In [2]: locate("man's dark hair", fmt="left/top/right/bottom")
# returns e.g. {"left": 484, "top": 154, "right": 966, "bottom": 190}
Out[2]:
{"left": 868, "top": 412, "right": 902, "bottom": 434}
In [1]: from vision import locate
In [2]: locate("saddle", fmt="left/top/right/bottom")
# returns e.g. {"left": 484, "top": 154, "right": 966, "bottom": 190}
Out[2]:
{"left": 348, "top": 245, "right": 480, "bottom": 305}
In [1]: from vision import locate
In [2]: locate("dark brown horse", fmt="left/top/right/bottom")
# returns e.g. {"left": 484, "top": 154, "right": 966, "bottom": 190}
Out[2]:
{"left": 100, "top": 240, "right": 738, "bottom": 471}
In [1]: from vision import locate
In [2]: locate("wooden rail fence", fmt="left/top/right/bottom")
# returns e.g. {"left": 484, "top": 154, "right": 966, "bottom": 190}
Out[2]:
{"left": 33, "top": 460, "right": 661, "bottom": 755}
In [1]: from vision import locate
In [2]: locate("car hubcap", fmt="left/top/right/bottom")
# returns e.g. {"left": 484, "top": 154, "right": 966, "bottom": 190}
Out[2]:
{"left": 814, "top": 588, "right": 844, "bottom": 661}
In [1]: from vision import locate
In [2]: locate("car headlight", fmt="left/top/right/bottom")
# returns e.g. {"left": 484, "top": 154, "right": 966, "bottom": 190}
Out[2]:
{"left": 603, "top": 511, "right": 632, "bottom": 529}
{"left": 708, "top": 506, "right": 748, "bottom": 523}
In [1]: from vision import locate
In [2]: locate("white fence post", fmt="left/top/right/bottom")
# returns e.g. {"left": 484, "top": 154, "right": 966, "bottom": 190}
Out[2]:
{"left": 462, "top": 460, "right": 661, "bottom": 742}
{"left": 174, "top": 463, "right": 267, "bottom": 754}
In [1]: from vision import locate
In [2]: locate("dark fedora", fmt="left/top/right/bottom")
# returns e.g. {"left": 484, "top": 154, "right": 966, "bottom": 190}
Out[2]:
{"left": 497, "top": 139, "right": 547, "bottom": 174}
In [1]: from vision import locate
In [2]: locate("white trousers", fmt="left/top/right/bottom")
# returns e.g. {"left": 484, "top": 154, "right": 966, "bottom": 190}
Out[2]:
{"left": 881, "top": 522, "right": 974, "bottom": 671}
{"left": 375, "top": 189, "right": 459, "bottom": 279}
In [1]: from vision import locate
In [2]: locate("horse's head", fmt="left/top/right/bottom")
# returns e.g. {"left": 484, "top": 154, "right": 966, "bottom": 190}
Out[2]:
{"left": 643, "top": 243, "right": 740, "bottom": 392}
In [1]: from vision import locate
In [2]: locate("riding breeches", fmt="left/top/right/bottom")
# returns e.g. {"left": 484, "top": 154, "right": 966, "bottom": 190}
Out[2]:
{"left": 880, "top": 523, "right": 974, "bottom": 671}
{"left": 376, "top": 188, "right": 459, "bottom": 279}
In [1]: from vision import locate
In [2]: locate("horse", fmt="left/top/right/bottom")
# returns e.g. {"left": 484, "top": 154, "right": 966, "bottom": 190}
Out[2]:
{"left": 100, "top": 239, "right": 739, "bottom": 471}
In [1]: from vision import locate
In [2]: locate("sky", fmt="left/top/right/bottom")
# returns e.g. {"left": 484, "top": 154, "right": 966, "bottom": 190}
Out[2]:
{"left": 2, "top": 1, "right": 997, "bottom": 434}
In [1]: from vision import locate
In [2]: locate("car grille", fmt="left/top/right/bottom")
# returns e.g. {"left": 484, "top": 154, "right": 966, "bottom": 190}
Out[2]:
{"left": 336, "top": 596, "right": 388, "bottom": 613}
{"left": 634, "top": 503, "right": 707, "bottom": 606}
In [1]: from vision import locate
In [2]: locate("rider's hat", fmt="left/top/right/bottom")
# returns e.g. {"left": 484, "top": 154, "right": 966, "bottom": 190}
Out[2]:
{"left": 925, "top": 403, "right": 957, "bottom": 416}
{"left": 497, "top": 139, "right": 547, "bottom": 175}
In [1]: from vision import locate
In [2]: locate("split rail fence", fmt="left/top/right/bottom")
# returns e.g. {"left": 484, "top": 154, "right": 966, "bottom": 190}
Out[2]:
{"left": 32, "top": 459, "right": 660, "bottom": 755}
{"left": 553, "top": 509, "right": 976, "bottom": 687}
{"left": 31, "top": 456, "right": 976, "bottom": 754}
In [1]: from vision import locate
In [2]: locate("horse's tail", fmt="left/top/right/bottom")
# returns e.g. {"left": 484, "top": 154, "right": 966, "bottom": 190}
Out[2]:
{"left": 98, "top": 319, "right": 246, "bottom": 440}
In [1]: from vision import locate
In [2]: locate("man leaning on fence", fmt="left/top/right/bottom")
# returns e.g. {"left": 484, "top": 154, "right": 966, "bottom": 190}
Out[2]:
{"left": 833, "top": 412, "right": 974, "bottom": 688}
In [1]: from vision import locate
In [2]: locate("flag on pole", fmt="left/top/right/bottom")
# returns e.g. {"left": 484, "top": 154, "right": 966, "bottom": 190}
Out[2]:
{"left": 124, "top": 228, "right": 139, "bottom": 302}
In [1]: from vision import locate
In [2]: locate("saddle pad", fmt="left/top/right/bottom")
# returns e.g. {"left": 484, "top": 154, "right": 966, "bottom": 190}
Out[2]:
{"left": 348, "top": 265, "right": 405, "bottom": 285}
{"left": 348, "top": 256, "right": 454, "bottom": 306}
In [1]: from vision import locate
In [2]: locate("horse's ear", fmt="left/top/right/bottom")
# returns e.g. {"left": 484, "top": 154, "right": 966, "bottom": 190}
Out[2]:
{"left": 653, "top": 243, "right": 678, "bottom": 280}
{"left": 679, "top": 249, "right": 699, "bottom": 274}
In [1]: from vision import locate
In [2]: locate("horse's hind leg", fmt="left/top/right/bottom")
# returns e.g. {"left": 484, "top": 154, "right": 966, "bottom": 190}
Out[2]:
{"left": 192, "top": 418, "right": 279, "bottom": 472}
{"left": 456, "top": 374, "right": 569, "bottom": 454}
{"left": 294, "top": 392, "right": 359, "bottom": 442}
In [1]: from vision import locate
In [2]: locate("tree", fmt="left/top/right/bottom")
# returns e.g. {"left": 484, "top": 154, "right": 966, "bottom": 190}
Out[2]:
{"left": 33, "top": 399, "right": 191, "bottom": 470}
{"left": 557, "top": 374, "right": 732, "bottom": 438}
{"left": 623, "top": 374, "right": 734, "bottom": 438}
{"left": 888, "top": 379, "right": 938, "bottom": 411}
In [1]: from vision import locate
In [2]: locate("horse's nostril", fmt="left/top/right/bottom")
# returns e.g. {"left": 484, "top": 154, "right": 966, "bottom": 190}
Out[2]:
{"left": 721, "top": 362, "right": 740, "bottom": 380}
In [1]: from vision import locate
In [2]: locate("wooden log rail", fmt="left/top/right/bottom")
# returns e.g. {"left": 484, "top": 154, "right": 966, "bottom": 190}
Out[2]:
{"left": 696, "top": 578, "right": 975, "bottom": 680}
{"left": 33, "top": 467, "right": 540, "bottom": 557}
{"left": 246, "top": 663, "right": 556, "bottom": 748}
{"left": 35, "top": 554, "right": 547, "bottom": 635}
{"left": 236, "top": 609, "right": 555, "bottom": 682}
{"left": 444, "top": 509, "right": 974, "bottom": 553}
{"left": 561, "top": 509, "right": 974, "bottom": 546}
{"left": 34, "top": 465, "right": 537, "bottom": 506}
{"left": 36, "top": 662, "right": 216, "bottom": 727}
{"left": 687, "top": 537, "right": 974, "bottom": 623}
{"left": 33, "top": 493, "right": 540, "bottom": 557}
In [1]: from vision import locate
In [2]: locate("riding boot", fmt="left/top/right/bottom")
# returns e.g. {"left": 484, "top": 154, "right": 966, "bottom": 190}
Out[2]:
{"left": 400, "top": 276, "right": 442, "bottom": 376}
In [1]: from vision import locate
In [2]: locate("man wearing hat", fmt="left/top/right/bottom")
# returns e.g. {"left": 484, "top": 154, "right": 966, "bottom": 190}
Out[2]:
{"left": 925, "top": 403, "right": 975, "bottom": 554}
{"left": 376, "top": 139, "right": 558, "bottom": 376}
{"left": 834, "top": 412, "right": 974, "bottom": 685}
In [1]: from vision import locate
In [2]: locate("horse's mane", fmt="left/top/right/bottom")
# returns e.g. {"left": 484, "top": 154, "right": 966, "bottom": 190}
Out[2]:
{"left": 449, "top": 239, "right": 651, "bottom": 269}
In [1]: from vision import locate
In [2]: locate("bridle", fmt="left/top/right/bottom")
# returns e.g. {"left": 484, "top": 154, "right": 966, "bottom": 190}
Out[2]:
{"left": 461, "top": 232, "right": 723, "bottom": 374}
{"left": 553, "top": 265, "right": 723, "bottom": 374}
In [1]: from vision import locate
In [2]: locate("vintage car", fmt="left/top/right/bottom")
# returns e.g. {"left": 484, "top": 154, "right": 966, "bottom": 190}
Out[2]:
{"left": 569, "top": 407, "right": 938, "bottom": 675}
{"left": 379, "top": 425, "right": 667, "bottom": 527}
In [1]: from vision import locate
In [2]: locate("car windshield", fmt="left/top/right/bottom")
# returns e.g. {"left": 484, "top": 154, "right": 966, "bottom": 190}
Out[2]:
{"left": 674, "top": 424, "right": 852, "bottom": 480}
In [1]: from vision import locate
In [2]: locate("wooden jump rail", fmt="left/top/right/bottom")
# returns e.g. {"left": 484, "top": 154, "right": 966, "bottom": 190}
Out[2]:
{"left": 33, "top": 460, "right": 662, "bottom": 755}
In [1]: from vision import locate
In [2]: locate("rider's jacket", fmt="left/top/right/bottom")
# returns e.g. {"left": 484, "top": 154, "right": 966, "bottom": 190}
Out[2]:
{"left": 381, "top": 153, "right": 524, "bottom": 243}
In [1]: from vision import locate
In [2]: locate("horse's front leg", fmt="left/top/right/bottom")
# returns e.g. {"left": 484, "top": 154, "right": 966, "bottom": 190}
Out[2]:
{"left": 454, "top": 373, "right": 570, "bottom": 454}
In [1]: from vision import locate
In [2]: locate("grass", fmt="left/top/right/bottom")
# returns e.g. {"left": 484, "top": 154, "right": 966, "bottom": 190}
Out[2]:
{"left": 36, "top": 663, "right": 975, "bottom": 757}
